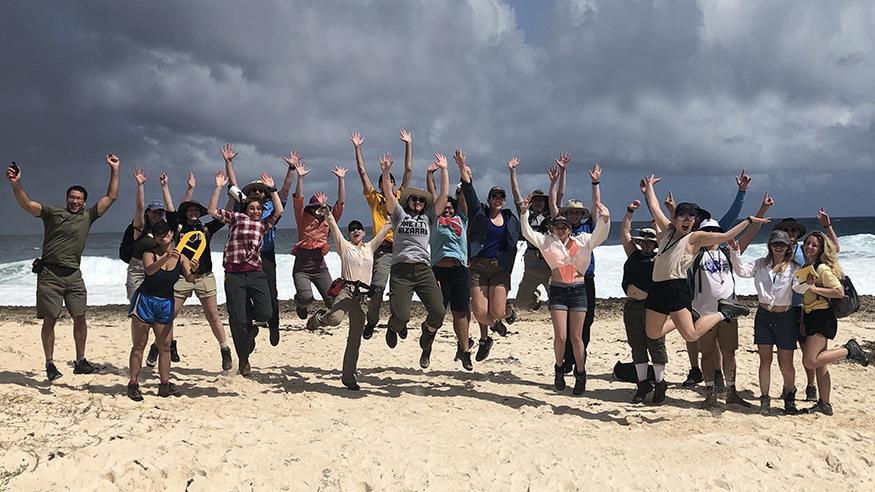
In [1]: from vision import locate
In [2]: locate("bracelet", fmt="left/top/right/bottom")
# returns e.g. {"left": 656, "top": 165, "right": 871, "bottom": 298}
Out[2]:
{"left": 746, "top": 217, "right": 754, "bottom": 224}
{"left": 591, "top": 181, "right": 600, "bottom": 186}
{"left": 269, "top": 186, "right": 278, "bottom": 193}
{"left": 626, "top": 207, "right": 635, "bottom": 214}
{"left": 824, "top": 223, "right": 832, "bottom": 228}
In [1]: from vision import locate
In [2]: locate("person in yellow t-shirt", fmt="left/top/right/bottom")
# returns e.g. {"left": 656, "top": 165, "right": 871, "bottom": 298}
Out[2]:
{"left": 350, "top": 129, "right": 413, "bottom": 340}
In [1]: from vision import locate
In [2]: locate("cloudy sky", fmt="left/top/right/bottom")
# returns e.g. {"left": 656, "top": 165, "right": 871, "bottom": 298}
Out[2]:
{"left": 3, "top": 0, "right": 873, "bottom": 234}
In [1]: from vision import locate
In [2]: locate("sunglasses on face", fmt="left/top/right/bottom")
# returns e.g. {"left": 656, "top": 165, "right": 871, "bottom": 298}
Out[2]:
{"left": 410, "top": 196, "right": 426, "bottom": 204}
{"left": 489, "top": 194, "right": 506, "bottom": 200}
{"left": 349, "top": 227, "right": 364, "bottom": 233}
{"left": 770, "top": 243, "right": 788, "bottom": 249}
{"left": 678, "top": 213, "right": 697, "bottom": 220}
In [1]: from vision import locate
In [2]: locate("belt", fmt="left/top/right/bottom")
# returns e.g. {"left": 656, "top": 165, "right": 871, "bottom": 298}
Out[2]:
{"left": 343, "top": 279, "right": 372, "bottom": 296}
{"left": 759, "top": 303, "right": 791, "bottom": 313}
{"left": 472, "top": 257, "right": 500, "bottom": 266}
{"left": 44, "top": 263, "right": 78, "bottom": 277}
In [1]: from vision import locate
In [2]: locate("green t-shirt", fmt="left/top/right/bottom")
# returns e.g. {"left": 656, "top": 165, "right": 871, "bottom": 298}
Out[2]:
{"left": 40, "top": 204, "right": 100, "bottom": 269}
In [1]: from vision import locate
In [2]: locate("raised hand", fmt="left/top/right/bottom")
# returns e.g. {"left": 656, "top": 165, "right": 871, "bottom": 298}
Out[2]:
{"left": 590, "top": 162, "right": 602, "bottom": 183}
{"left": 642, "top": 175, "right": 661, "bottom": 191}
{"left": 6, "top": 163, "right": 21, "bottom": 184}
{"left": 736, "top": 169, "right": 751, "bottom": 192}
{"left": 664, "top": 191, "right": 675, "bottom": 210}
{"left": 215, "top": 170, "right": 228, "bottom": 188}
{"left": 507, "top": 156, "right": 520, "bottom": 171}
{"left": 628, "top": 199, "right": 641, "bottom": 212}
{"left": 332, "top": 166, "right": 348, "bottom": 179}
{"left": 519, "top": 192, "right": 532, "bottom": 211}
{"left": 434, "top": 152, "right": 448, "bottom": 169}
{"left": 727, "top": 238, "right": 740, "bottom": 251}
{"left": 555, "top": 152, "right": 572, "bottom": 169}
{"left": 399, "top": 128, "right": 412, "bottom": 144}
{"left": 748, "top": 216, "right": 771, "bottom": 225}
{"left": 284, "top": 150, "right": 302, "bottom": 168}
{"left": 295, "top": 162, "right": 310, "bottom": 177}
{"left": 260, "top": 171, "right": 275, "bottom": 188}
{"left": 817, "top": 207, "right": 831, "bottom": 227}
{"left": 221, "top": 143, "right": 238, "bottom": 162}
{"left": 427, "top": 161, "right": 439, "bottom": 173}
{"left": 168, "top": 248, "right": 180, "bottom": 260}
{"left": 315, "top": 191, "right": 329, "bottom": 205}
{"left": 187, "top": 171, "right": 196, "bottom": 189}
{"left": 453, "top": 148, "right": 466, "bottom": 168}
{"left": 595, "top": 201, "right": 610, "bottom": 222}
{"left": 349, "top": 131, "right": 364, "bottom": 147}
{"left": 159, "top": 172, "right": 169, "bottom": 188}
{"left": 106, "top": 153, "right": 120, "bottom": 168}
{"left": 189, "top": 258, "right": 200, "bottom": 272}
{"left": 133, "top": 167, "right": 147, "bottom": 185}
{"left": 379, "top": 152, "right": 394, "bottom": 173}
{"left": 547, "top": 165, "right": 559, "bottom": 182}
{"left": 761, "top": 191, "right": 774, "bottom": 209}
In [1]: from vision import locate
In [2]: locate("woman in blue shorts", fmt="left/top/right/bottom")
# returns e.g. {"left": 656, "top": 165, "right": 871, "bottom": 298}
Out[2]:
{"left": 127, "top": 221, "right": 199, "bottom": 401}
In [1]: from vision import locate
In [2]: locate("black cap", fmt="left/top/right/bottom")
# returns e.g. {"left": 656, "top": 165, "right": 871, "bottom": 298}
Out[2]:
{"left": 488, "top": 186, "right": 506, "bottom": 199}
{"left": 675, "top": 202, "right": 702, "bottom": 217}
{"left": 347, "top": 220, "right": 364, "bottom": 232}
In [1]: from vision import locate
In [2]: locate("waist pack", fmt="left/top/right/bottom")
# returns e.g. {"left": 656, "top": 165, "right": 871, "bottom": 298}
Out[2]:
{"left": 830, "top": 275, "right": 860, "bottom": 318}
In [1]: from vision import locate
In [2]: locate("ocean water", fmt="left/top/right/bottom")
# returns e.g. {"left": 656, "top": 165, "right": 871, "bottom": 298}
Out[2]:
{"left": 0, "top": 217, "right": 872, "bottom": 306}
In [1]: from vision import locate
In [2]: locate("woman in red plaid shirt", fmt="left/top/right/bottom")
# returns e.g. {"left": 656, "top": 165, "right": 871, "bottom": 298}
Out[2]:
{"left": 208, "top": 170, "right": 284, "bottom": 377}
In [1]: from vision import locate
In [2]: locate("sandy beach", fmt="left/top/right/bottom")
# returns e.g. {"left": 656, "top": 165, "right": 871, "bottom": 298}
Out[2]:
{"left": 1, "top": 296, "right": 873, "bottom": 491}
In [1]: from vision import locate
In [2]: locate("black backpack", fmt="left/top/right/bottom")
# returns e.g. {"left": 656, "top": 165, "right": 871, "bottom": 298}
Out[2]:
{"left": 119, "top": 223, "right": 158, "bottom": 264}
{"left": 690, "top": 244, "right": 735, "bottom": 295}
{"left": 831, "top": 275, "right": 860, "bottom": 318}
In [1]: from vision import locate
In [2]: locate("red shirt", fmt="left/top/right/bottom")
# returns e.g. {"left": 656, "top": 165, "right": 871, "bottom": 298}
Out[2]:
{"left": 291, "top": 195, "right": 343, "bottom": 255}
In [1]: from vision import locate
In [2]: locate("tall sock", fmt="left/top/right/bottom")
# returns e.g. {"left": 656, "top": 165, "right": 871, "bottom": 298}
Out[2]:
{"left": 653, "top": 364, "right": 666, "bottom": 383}
{"left": 635, "top": 363, "right": 648, "bottom": 382}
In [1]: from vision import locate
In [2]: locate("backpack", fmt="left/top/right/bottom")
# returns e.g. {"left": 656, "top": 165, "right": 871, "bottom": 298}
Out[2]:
{"left": 831, "top": 275, "right": 860, "bottom": 318}
{"left": 689, "top": 244, "right": 735, "bottom": 295}
{"left": 119, "top": 223, "right": 137, "bottom": 263}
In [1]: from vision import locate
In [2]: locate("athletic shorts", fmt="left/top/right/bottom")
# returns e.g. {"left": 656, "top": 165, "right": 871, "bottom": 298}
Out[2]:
{"left": 697, "top": 318, "right": 739, "bottom": 353}
{"left": 36, "top": 267, "right": 87, "bottom": 319}
{"left": 754, "top": 308, "right": 797, "bottom": 350}
{"left": 548, "top": 282, "right": 588, "bottom": 312}
{"left": 469, "top": 258, "right": 511, "bottom": 289}
{"left": 433, "top": 265, "right": 470, "bottom": 313}
{"left": 128, "top": 291, "right": 174, "bottom": 325}
{"left": 174, "top": 272, "right": 218, "bottom": 300}
{"left": 645, "top": 279, "right": 692, "bottom": 315}
{"left": 803, "top": 308, "right": 838, "bottom": 340}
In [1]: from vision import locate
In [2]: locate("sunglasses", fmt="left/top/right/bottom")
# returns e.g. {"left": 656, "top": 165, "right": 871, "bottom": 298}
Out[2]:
{"left": 349, "top": 227, "right": 364, "bottom": 233}
{"left": 769, "top": 243, "right": 788, "bottom": 249}
{"left": 410, "top": 196, "right": 427, "bottom": 204}
{"left": 677, "top": 213, "right": 697, "bottom": 220}
{"left": 489, "top": 194, "right": 506, "bottom": 200}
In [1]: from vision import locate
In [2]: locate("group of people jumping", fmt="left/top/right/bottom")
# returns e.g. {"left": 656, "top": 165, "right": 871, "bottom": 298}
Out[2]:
{"left": 5, "top": 130, "right": 869, "bottom": 414}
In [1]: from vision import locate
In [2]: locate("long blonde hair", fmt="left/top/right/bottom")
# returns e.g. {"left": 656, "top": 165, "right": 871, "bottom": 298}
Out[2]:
{"left": 804, "top": 231, "right": 844, "bottom": 278}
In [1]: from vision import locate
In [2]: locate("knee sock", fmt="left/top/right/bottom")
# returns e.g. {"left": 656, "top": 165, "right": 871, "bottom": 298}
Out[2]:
{"left": 635, "top": 363, "right": 648, "bottom": 382}
{"left": 653, "top": 364, "right": 665, "bottom": 383}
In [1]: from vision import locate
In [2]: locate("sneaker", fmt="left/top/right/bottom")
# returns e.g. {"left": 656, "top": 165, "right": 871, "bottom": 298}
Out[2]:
{"left": 73, "top": 358, "right": 98, "bottom": 375}
{"left": 717, "top": 298, "right": 750, "bottom": 321}
{"left": 306, "top": 315, "right": 321, "bottom": 331}
{"left": 46, "top": 362, "right": 63, "bottom": 382}
{"left": 651, "top": 380, "right": 668, "bottom": 405}
{"left": 554, "top": 364, "right": 566, "bottom": 391}
{"left": 632, "top": 381, "right": 654, "bottom": 404}
{"left": 157, "top": 381, "right": 179, "bottom": 397}
{"left": 220, "top": 346, "right": 233, "bottom": 371}
{"left": 682, "top": 367, "right": 703, "bottom": 387}
{"left": 504, "top": 302, "right": 517, "bottom": 325}
{"left": 385, "top": 328, "right": 398, "bottom": 349}
{"left": 127, "top": 383, "right": 143, "bottom": 402}
{"left": 805, "top": 385, "right": 817, "bottom": 401}
{"left": 572, "top": 370, "right": 587, "bottom": 396}
{"left": 362, "top": 323, "right": 376, "bottom": 340}
{"left": 269, "top": 325, "right": 280, "bottom": 346}
{"left": 491, "top": 320, "right": 508, "bottom": 337}
{"left": 807, "top": 400, "right": 833, "bottom": 416}
{"left": 843, "top": 338, "right": 869, "bottom": 366}
{"left": 295, "top": 304, "right": 308, "bottom": 320}
{"left": 146, "top": 344, "right": 159, "bottom": 368}
{"left": 700, "top": 386, "right": 718, "bottom": 409}
{"left": 714, "top": 370, "right": 726, "bottom": 393}
{"left": 726, "top": 385, "right": 752, "bottom": 408}
{"left": 759, "top": 395, "right": 771, "bottom": 416}
{"left": 170, "top": 340, "right": 180, "bottom": 363}
{"left": 783, "top": 388, "right": 798, "bottom": 415}
{"left": 239, "top": 359, "right": 252, "bottom": 377}
{"left": 455, "top": 348, "right": 474, "bottom": 371}
{"left": 475, "top": 337, "right": 493, "bottom": 362}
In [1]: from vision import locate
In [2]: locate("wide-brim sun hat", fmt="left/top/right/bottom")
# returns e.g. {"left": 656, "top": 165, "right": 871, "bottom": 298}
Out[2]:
{"left": 632, "top": 227, "right": 658, "bottom": 243}
{"left": 400, "top": 187, "right": 433, "bottom": 210}
{"left": 768, "top": 230, "right": 792, "bottom": 245}
{"left": 561, "top": 199, "right": 590, "bottom": 217}
{"left": 177, "top": 201, "right": 208, "bottom": 218}
{"left": 773, "top": 218, "right": 807, "bottom": 237}
{"left": 242, "top": 180, "right": 271, "bottom": 198}
{"left": 697, "top": 218, "right": 724, "bottom": 233}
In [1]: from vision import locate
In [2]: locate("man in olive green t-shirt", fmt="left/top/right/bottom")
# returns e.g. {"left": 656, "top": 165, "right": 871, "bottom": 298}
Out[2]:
{"left": 6, "top": 155, "right": 119, "bottom": 381}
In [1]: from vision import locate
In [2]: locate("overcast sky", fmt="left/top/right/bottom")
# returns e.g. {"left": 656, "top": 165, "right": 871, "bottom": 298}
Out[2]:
{"left": 2, "top": 0, "right": 873, "bottom": 234}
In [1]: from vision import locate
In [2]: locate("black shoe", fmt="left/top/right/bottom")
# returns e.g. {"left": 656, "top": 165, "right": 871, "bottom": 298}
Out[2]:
{"left": 782, "top": 388, "right": 798, "bottom": 415}
{"left": 170, "top": 340, "right": 180, "bottom": 363}
{"left": 362, "top": 323, "right": 375, "bottom": 340}
{"left": 455, "top": 348, "right": 474, "bottom": 371}
{"left": 632, "top": 381, "right": 654, "bottom": 404}
{"left": 717, "top": 298, "right": 750, "bottom": 321}
{"left": 385, "top": 328, "right": 398, "bottom": 349}
{"left": 73, "top": 358, "right": 98, "bottom": 375}
{"left": 419, "top": 348, "right": 432, "bottom": 369}
{"left": 419, "top": 323, "right": 437, "bottom": 350}
{"left": 220, "top": 346, "right": 233, "bottom": 371}
{"left": 700, "top": 386, "right": 718, "bottom": 409}
{"left": 652, "top": 380, "right": 668, "bottom": 405}
{"left": 759, "top": 395, "right": 771, "bottom": 416}
{"left": 398, "top": 326, "right": 408, "bottom": 340}
{"left": 127, "top": 383, "right": 143, "bottom": 402}
{"left": 572, "top": 370, "right": 587, "bottom": 396}
{"left": 805, "top": 385, "right": 817, "bottom": 401}
{"left": 157, "top": 382, "right": 178, "bottom": 397}
{"left": 343, "top": 380, "right": 360, "bottom": 391}
{"left": 807, "top": 400, "right": 833, "bottom": 416}
{"left": 239, "top": 360, "right": 252, "bottom": 377}
{"left": 844, "top": 338, "right": 869, "bottom": 366}
{"left": 682, "top": 367, "right": 703, "bottom": 387}
{"left": 554, "top": 364, "right": 566, "bottom": 391}
{"left": 146, "top": 344, "right": 159, "bottom": 368}
{"left": 531, "top": 292, "right": 542, "bottom": 311}
{"left": 46, "top": 362, "right": 62, "bottom": 381}
{"left": 504, "top": 302, "right": 517, "bottom": 325}
{"left": 491, "top": 320, "right": 508, "bottom": 337}
{"left": 714, "top": 370, "right": 726, "bottom": 393}
{"left": 295, "top": 304, "right": 308, "bottom": 320}
{"left": 249, "top": 325, "right": 258, "bottom": 355}
{"left": 560, "top": 359, "right": 574, "bottom": 375}
{"left": 468, "top": 337, "right": 475, "bottom": 351}
{"left": 475, "top": 337, "right": 493, "bottom": 362}
{"left": 726, "top": 385, "right": 752, "bottom": 408}
{"left": 269, "top": 325, "right": 280, "bottom": 346}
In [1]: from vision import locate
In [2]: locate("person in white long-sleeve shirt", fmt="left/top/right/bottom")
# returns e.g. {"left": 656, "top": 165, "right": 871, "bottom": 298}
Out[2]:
{"left": 520, "top": 195, "right": 610, "bottom": 395}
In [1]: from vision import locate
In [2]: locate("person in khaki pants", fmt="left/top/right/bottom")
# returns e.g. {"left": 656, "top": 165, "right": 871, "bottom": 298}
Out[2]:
{"left": 306, "top": 202, "right": 390, "bottom": 390}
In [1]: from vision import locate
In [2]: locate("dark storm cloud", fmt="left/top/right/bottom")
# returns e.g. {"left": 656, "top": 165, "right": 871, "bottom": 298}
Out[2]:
{"left": 2, "top": 0, "right": 872, "bottom": 235}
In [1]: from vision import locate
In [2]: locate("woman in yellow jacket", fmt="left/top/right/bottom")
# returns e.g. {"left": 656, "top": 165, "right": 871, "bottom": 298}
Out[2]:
{"left": 793, "top": 231, "right": 868, "bottom": 415}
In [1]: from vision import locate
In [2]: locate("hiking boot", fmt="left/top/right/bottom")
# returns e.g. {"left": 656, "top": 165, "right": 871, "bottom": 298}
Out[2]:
{"left": 632, "top": 380, "right": 654, "bottom": 404}
{"left": 717, "top": 298, "right": 750, "bottom": 321}
{"left": 572, "top": 369, "right": 587, "bottom": 396}
{"left": 455, "top": 348, "right": 474, "bottom": 371}
{"left": 239, "top": 359, "right": 252, "bottom": 377}
{"left": 554, "top": 364, "right": 566, "bottom": 391}
{"left": 127, "top": 383, "right": 143, "bottom": 402}
{"left": 807, "top": 400, "right": 833, "bottom": 416}
{"left": 343, "top": 379, "right": 360, "bottom": 391}
{"left": 726, "top": 385, "right": 752, "bottom": 408}
{"left": 362, "top": 323, "right": 375, "bottom": 340}
{"left": 398, "top": 326, "right": 408, "bottom": 340}
{"left": 475, "top": 337, "right": 493, "bottom": 362}
{"left": 492, "top": 320, "right": 508, "bottom": 337}
{"left": 220, "top": 346, "right": 233, "bottom": 371}
{"left": 269, "top": 325, "right": 280, "bottom": 346}
{"left": 843, "top": 338, "right": 869, "bottom": 366}
{"left": 682, "top": 367, "right": 703, "bottom": 387}
{"left": 783, "top": 388, "right": 798, "bottom": 415}
{"left": 419, "top": 323, "right": 437, "bottom": 369}
{"left": 306, "top": 314, "right": 321, "bottom": 331}
{"left": 700, "top": 386, "right": 718, "bottom": 409}
{"left": 46, "top": 362, "right": 62, "bottom": 382}
{"left": 146, "top": 344, "right": 159, "bottom": 368}
{"left": 170, "top": 340, "right": 180, "bottom": 363}
{"left": 759, "top": 395, "right": 771, "bottom": 416}
{"left": 714, "top": 370, "right": 726, "bottom": 393}
{"left": 504, "top": 302, "right": 517, "bottom": 325}
{"left": 73, "top": 358, "right": 98, "bottom": 375}
{"left": 530, "top": 292, "right": 542, "bottom": 311}
{"left": 805, "top": 385, "right": 817, "bottom": 401}
{"left": 157, "top": 381, "right": 178, "bottom": 397}
{"left": 652, "top": 380, "right": 668, "bottom": 405}
{"left": 295, "top": 304, "right": 308, "bottom": 320}
{"left": 385, "top": 328, "right": 398, "bottom": 349}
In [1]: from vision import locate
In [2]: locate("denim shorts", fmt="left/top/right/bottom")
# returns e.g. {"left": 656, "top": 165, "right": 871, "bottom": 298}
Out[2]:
{"left": 548, "top": 282, "right": 588, "bottom": 312}
{"left": 128, "top": 291, "right": 174, "bottom": 325}
{"left": 753, "top": 307, "right": 797, "bottom": 350}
